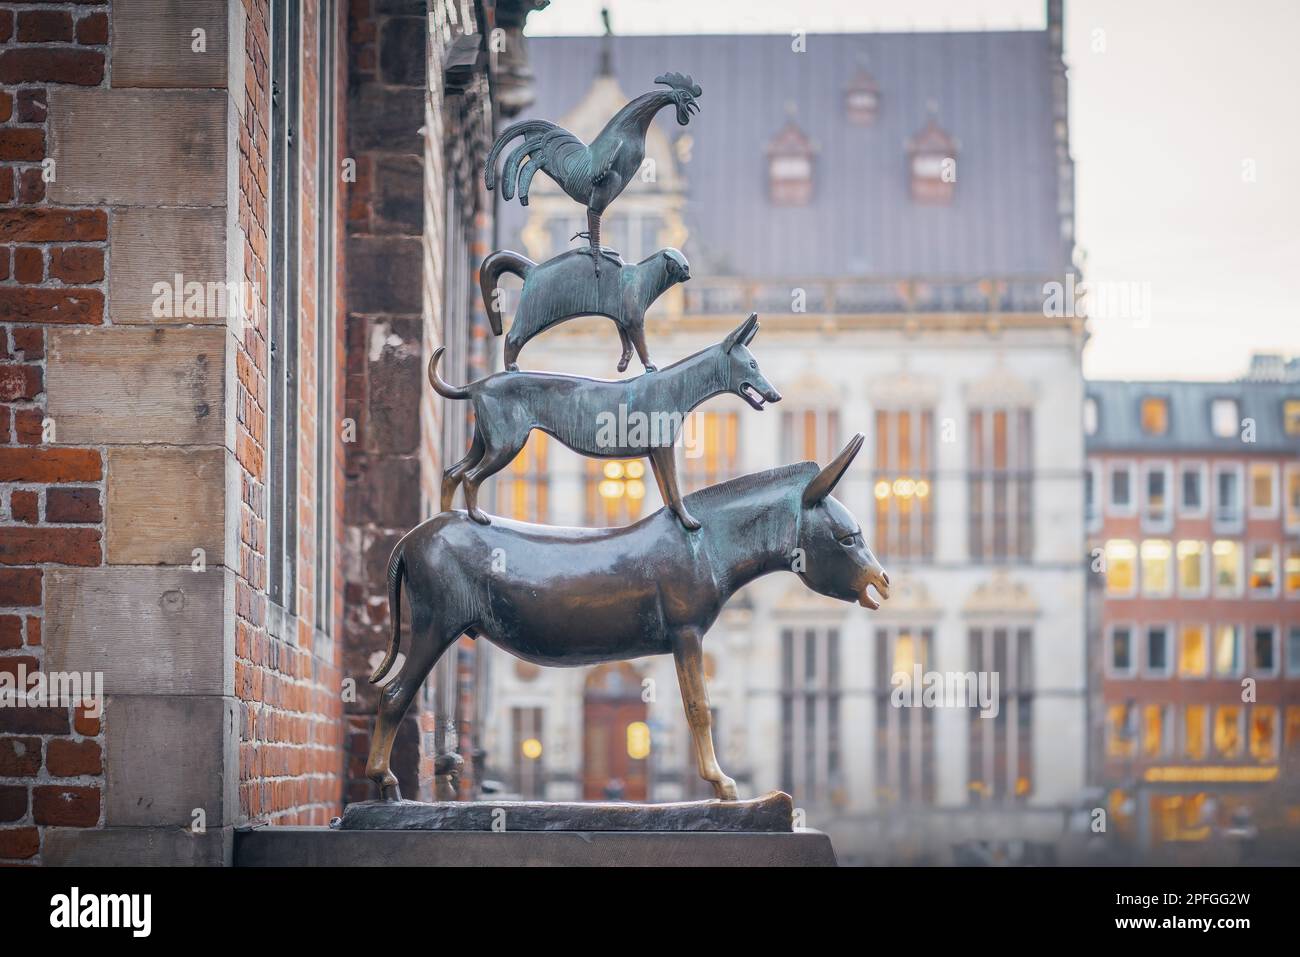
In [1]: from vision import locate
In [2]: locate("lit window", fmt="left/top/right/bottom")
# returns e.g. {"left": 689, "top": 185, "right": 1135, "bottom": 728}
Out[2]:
{"left": 1211, "top": 398, "right": 1239, "bottom": 438}
{"left": 1213, "top": 706, "right": 1242, "bottom": 758}
{"left": 1249, "top": 707, "right": 1277, "bottom": 761}
{"left": 1110, "top": 625, "right": 1134, "bottom": 674}
{"left": 1142, "top": 705, "right": 1168, "bottom": 758}
{"left": 1252, "top": 625, "right": 1276, "bottom": 674}
{"left": 1285, "top": 543, "right": 1300, "bottom": 598}
{"left": 1178, "top": 625, "right": 1208, "bottom": 678}
{"left": 1249, "top": 463, "right": 1276, "bottom": 513}
{"left": 1212, "top": 540, "right": 1242, "bottom": 595}
{"left": 1213, "top": 624, "right": 1241, "bottom": 677}
{"left": 1286, "top": 465, "right": 1300, "bottom": 530}
{"left": 1177, "top": 540, "right": 1206, "bottom": 596}
{"left": 1140, "top": 397, "right": 1169, "bottom": 435}
{"left": 1105, "top": 540, "right": 1137, "bottom": 596}
{"left": 1249, "top": 543, "right": 1276, "bottom": 595}
{"left": 1083, "top": 397, "right": 1098, "bottom": 436}
{"left": 1145, "top": 625, "right": 1170, "bottom": 675}
{"left": 1107, "top": 703, "right": 1137, "bottom": 758}
{"left": 1140, "top": 540, "right": 1172, "bottom": 596}
{"left": 1183, "top": 705, "right": 1207, "bottom": 759}
{"left": 1284, "top": 399, "right": 1300, "bottom": 436}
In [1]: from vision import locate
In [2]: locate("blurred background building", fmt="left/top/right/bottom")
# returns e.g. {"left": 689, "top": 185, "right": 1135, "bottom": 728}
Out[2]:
{"left": 1087, "top": 355, "right": 1300, "bottom": 861}
{"left": 478, "top": 4, "right": 1092, "bottom": 864}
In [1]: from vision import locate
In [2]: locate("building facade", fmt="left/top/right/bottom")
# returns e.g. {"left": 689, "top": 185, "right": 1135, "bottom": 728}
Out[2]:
{"left": 1087, "top": 358, "right": 1300, "bottom": 860}
{"left": 0, "top": 1, "right": 542, "bottom": 865}
{"left": 480, "top": 6, "right": 1089, "bottom": 864}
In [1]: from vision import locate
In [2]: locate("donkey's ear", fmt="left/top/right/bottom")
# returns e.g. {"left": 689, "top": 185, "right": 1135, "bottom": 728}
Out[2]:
{"left": 725, "top": 312, "right": 760, "bottom": 353}
{"left": 802, "top": 432, "right": 865, "bottom": 507}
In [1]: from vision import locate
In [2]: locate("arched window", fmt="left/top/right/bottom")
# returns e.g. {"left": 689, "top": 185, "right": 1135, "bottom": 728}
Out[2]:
{"left": 906, "top": 105, "right": 959, "bottom": 204}
{"left": 766, "top": 118, "right": 815, "bottom": 206}
{"left": 844, "top": 66, "right": 880, "bottom": 126}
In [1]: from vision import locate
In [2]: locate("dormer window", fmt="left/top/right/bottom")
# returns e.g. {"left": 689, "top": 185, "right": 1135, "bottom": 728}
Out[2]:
{"left": 907, "top": 106, "right": 958, "bottom": 204}
{"left": 1140, "top": 397, "right": 1169, "bottom": 435}
{"left": 1211, "top": 398, "right": 1239, "bottom": 438}
{"left": 844, "top": 67, "right": 880, "bottom": 126}
{"left": 766, "top": 118, "right": 815, "bottom": 206}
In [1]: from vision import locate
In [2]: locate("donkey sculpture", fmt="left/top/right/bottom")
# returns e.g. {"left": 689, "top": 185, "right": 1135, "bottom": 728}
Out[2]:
{"left": 430, "top": 312, "right": 781, "bottom": 530}
{"left": 365, "top": 433, "right": 890, "bottom": 802}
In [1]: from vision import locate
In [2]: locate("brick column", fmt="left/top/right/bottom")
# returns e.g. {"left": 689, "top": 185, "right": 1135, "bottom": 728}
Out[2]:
{"left": 341, "top": 0, "right": 431, "bottom": 803}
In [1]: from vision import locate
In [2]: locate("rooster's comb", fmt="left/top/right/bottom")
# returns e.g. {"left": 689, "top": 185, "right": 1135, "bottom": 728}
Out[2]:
{"left": 655, "top": 72, "right": 702, "bottom": 98}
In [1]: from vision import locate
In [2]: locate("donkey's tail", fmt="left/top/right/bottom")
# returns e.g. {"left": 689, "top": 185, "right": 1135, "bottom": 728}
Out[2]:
{"left": 369, "top": 544, "right": 406, "bottom": 684}
{"left": 480, "top": 249, "right": 533, "bottom": 336}
{"left": 428, "top": 347, "right": 470, "bottom": 400}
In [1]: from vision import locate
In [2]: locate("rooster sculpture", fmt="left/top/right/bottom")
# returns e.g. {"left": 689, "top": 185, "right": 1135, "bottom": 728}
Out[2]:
{"left": 484, "top": 73, "right": 703, "bottom": 276}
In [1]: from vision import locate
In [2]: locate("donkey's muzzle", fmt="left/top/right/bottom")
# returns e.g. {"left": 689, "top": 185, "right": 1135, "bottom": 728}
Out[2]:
{"left": 859, "top": 567, "right": 890, "bottom": 610}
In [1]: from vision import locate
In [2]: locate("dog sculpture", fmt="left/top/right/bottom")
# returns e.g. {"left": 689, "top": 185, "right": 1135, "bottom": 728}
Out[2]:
{"left": 481, "top": 247, "right": 690, "bottom": 373}
{"left": 365, "top": 434, "right": 890, "bottom": 802}
{"left": 430, "top": 312, "right": 780, "bottom": 530}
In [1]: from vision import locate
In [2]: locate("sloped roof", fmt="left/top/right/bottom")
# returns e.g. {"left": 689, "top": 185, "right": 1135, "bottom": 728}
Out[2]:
{"left": 1086, "top": 380, "right": 1300, "bottom": 454}
{"left": 497, "top": 31, "right": 1070, "bottom": 280}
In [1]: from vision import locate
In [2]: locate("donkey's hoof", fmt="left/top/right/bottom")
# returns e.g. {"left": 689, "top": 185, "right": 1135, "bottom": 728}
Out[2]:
{"left": 381, "top": 781, "right": 402, "bottom": 802}
{"left": 714, "top": 777, "right": 739, "bottom": 801}
{"left": 468, "top": 507, "right": 491, "bottom": 525}
{"left": 616, "top": 357, "right": 630, "bottom": 373}
{"left": 678, "top": 512, "right": 702, "bottom": 531}
{"left": 642, "top": 363, "right": 657, "bottom": 373}
{"left": 506, "top": 363, "right": 519, "bottom": 372}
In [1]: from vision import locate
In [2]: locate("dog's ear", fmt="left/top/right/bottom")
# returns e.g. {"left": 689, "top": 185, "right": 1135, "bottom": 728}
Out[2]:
{"left": 724, "top": 312, "right": 760, "bottom": 353}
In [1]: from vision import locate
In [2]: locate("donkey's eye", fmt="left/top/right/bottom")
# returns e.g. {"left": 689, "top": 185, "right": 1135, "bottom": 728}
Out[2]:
{"left": 839, "top": 534, "right": 857, "bottom": 546}
{"left": 749, "top": 360, "right": 756, "bottom": 369}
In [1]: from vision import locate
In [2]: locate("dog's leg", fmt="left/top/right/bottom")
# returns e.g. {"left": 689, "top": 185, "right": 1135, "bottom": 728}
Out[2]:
{"left": 649, "top": 446, "right": 700, "bottom": 530}
{"left": 461, "top": 437, "right": 526, "bottom": 525}
{"left": 671, "top": 626, "right": 737, "bottom": 801}
{"left": 367, "top": 614, "right": 459, "bottom": 802}
{"left": 441, "top": 428, "right": 485, "bottom": 512}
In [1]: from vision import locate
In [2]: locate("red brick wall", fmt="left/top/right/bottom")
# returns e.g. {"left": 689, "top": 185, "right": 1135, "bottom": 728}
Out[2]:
{"left": 234, "top": 0, "right": 346, "bottom": 826}
{"left": 0, "top": 1, "right": 109, "bottom": 865}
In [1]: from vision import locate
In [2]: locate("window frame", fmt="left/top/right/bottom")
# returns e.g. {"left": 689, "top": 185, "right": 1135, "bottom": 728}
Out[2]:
{"left": 1251, "top": 623, "right": 1278, "bottom": 677}
{"left": 1106, "top": 622, "right": 1137, "bottom": 678}
{"left": 1104, "top": 538, "right": 1138, "bottom": 598}
{"left": 1107, "top": 460, "right": 1136, "bottom": 517}
{"left": 1247, "top": 461, "right": 1279, "bottom": 519}
{"left": 1178, "top": 461, "right": 1208, "bottom": 518}
{"left": 1248, "top": 541, "right": 1279, "bottom": 598}
{"left": 1211, "top": 539, "right": 1244, "bottom": 598}
{"left": 1211, "top": 462, "right": 1244, "bottom": 533}
{"left": 1176, "top": 539, "right": 1209, "bottom": 599}
{"left": 1210, "top": 397, "right": 1239, "bottom": 439}
{"left": 1177, "top": 622, "right": 1209, "bottom": 680}
{"left": 1140, "top": 461, "right": 1173, "bottom": 532}
{"left": 1143, "top": 622, "right": 1173, "bottom": 678}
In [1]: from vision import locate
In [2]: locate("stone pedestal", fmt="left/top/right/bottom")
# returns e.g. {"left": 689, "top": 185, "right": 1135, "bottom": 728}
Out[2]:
{"left": 235, "top": 827, "right": 836, "bottom": 866}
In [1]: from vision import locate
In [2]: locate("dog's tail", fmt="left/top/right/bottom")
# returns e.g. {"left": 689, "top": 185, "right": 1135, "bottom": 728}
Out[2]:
{"left": 369, "top": 543, "right": 406, "bottom": 684}
{"left": 428, "top": 347, "right": 470, "bottom": 400}
{"left": 480, "top": 249, "right": 534, "bottom": 336}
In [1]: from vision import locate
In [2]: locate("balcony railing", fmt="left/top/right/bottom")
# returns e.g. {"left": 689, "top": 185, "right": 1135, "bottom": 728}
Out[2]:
{"left": 680, "top": 277, "right": 1063, "bottom": 316}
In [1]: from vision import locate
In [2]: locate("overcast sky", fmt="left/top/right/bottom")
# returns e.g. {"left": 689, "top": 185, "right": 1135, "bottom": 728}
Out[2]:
{"left": 526, "top": 0, "right": 1299, "bottom": 382}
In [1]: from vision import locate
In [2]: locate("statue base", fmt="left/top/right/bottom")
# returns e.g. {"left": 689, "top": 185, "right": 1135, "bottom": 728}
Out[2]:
{"left": 333, "top": 789, "right": 794, "bottom": 832}
{"left": 236, "top": 827, "right": 834, "bottom": 867}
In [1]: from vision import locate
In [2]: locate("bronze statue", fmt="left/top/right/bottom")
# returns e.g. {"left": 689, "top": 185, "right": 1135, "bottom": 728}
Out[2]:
{"left": 365, "top": 434, "right": 890, "bottom": 802}
{"left": 481, "top": 246, "right": 690, "bottom": 372}
{"left": 484, "top": 72, "right": 702, "bottom": 275}
{"left": 429, "top": 312, "right": 780, "bottom": 530}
